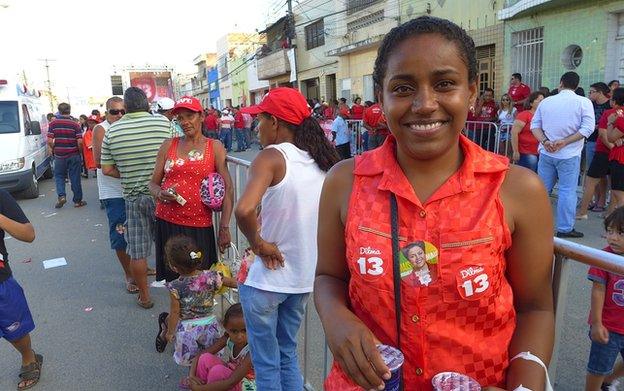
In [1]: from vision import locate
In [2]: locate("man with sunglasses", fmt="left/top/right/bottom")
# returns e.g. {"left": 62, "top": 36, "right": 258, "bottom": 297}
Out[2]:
{"left": 92, "top": 97, "right": 137, "bottom": 294}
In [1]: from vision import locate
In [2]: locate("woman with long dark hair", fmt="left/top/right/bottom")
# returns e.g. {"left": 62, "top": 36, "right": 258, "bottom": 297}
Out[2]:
{"left": 235, "top": 87, "right": 339, "bottom": 391}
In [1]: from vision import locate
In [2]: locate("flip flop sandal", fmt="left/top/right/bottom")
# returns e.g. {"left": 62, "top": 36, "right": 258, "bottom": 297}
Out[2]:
{"left": 126, "top": 281, "right": 139, "bottom": 294}
{"left": 17, "top": 352, "right": 43, "bottom": 391}
{"left": 137, "top": 296, "right": 154, "bottom": 309}
{"left": 74, "top": 200, "right": 87, "bottom": 208}
{"left": 147, "top": 267, "right": 156, "bottom": 276}
{"left": 155, "top": 312, "right": 169, "bottom": 353}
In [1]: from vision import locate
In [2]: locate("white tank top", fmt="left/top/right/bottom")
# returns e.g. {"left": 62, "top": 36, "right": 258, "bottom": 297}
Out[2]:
{"left": 96, "top": 121, "right": 124, "bottom": 200}
{"left": 244, "top": 143, "right": 326, "bottom": 294}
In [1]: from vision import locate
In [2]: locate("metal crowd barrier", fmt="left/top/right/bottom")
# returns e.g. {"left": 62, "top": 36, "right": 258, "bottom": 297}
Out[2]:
{"left": 217, "top": 153, "right": 612, "bottom": 390}
{"left": 549, "top": 238, "right": 624, "bottom": 382}
{"left": 347, "top": 119, "right": 364, "bottom": 156}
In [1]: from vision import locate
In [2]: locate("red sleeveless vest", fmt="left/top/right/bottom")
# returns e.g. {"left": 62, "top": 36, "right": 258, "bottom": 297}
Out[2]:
{"left": 325, "top": 135, "right": 515, "bottom": 390}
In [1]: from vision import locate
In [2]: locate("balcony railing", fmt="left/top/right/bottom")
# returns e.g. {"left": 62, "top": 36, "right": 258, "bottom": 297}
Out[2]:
{"left": 256, "top": 48, "right": 290, "bottom": 80}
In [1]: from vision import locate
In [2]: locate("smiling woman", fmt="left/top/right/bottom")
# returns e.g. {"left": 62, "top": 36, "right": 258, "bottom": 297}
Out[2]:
{"left": 315, "top": 16, "right": 555, "bottom": 391}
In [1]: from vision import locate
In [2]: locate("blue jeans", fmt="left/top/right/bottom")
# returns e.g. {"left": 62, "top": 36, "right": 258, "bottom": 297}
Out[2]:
{"left": 587, "top": 329, "right": 624, "bottom": 375}
{"left": 220, "top": 128, "right": 232, "bottom": 152}
{"left": 235, "top": 128, "right": 246, "bottom": 151}
{"left": 362, "top": 131, "right": 369, "bottom": 151}
{"left": 518, "top": 153, "right": 539, "bottom": 172}
{"left": 239, "top": 284, "right": 309, "bottom": 391}
{"left": 537, "top": 154, "right": 581, "bottom": 233}
{"left": 54, "top": 154, "right": 83, "bottom": 203}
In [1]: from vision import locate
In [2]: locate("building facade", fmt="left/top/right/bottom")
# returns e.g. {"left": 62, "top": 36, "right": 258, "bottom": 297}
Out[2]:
{"left": 207, "top": 67, "right": 220, "bottom": 109}
{"left": 256, "top": 15, "right": 297, "bottom": 88}
{"left": 217, "top": 32, "right": 263, "bottom": 108}
{"left": 294, "top": 0, "right": 340, "bottom": 103}
{"left": 400, "top": 0, "right": 506, "bottom": 96}
{"left": 499, "top": 0, "right": 624, "bottom": 92}
{"left": 328, "top": 0, "right": 400, "bottom": 103}
{"left": 192, "top": 53, "right": 216, "bottom": 108}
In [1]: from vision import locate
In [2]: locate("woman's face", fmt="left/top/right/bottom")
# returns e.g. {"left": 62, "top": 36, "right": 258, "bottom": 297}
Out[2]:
{"left": 408, "top": 245, "right": 426, "bottom": 269}
{"left": 176, "top": 109, "right": 203, "bottom": 137}
{"left": 257, "top": 113, "right": 277, "bottom": 147}
{"left": 501, "top": 95, "right": 511, "bottom": 107}
{"left": 380, "top": 33, "right": 477, "bottom": 161}
{"left": 531, "top": 94, "right": 544, "bottom": 110}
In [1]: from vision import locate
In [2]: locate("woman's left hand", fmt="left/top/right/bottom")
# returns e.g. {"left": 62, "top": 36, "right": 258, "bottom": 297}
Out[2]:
{"left": 217, "top": 227, "right": 231, "bottom": 253}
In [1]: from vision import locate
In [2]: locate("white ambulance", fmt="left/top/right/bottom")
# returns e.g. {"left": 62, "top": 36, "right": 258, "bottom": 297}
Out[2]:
{"left": 0, "top": 79, "right": 52, "bottom": 198}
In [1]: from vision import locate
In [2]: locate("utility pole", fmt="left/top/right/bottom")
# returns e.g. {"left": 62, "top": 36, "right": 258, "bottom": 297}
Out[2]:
{"left": 286, "top": 0, "right": 298, "bottom": 89}
{"left": 38, "top": 58, "right": 56, "bottom": 112}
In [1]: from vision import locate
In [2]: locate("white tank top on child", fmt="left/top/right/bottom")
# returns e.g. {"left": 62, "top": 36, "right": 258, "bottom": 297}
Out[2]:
{"left": 244, "top": 142, "right": 326, "bottom": 294}
{"left": 96, "top": 120, "right": 124, "bottom": 200}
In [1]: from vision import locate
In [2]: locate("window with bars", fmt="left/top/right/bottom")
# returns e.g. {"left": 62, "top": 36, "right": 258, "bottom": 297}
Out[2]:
{"left": 347, "top": 0, "right": 380, "bottom": 15}
{"left": 511, "top": 27, "right": 544, "bottom": 90}
{"left": 305, "top": 19, "right": 325, "bottom": 50}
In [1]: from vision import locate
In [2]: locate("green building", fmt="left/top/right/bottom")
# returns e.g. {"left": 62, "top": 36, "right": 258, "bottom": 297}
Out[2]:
{"left": 499, "top": 0, "right": 624, "bottom": 92}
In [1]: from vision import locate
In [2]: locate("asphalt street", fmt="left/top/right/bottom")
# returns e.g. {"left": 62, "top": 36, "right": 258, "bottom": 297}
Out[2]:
{"left": 0, "top": 144, "right": 617, "bottom": 390}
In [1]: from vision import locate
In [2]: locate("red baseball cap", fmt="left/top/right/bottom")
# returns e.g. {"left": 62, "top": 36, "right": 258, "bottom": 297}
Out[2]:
{"left": 171, "top": 96, "right": 203, "bottom": 115}
{"left": 87, "top": 114, "right": 100, "bottom": 123}
{"left": 241, "top": 87, "right": 311, "bottom": 125}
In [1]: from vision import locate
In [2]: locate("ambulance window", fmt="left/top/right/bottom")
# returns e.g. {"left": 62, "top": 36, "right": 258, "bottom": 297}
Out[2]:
{"left": 0, "top": 101, "right": 19, "bottom": 134}
{"left": 22, "top": 104, "right": 32, "bottom": 134}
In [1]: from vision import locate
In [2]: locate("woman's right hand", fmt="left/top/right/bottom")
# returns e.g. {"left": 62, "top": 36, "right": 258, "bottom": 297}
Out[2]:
{"left": 157, "top": 189, "right": 177, "bottom": 202}
{"left": 512, "top": 152, "right": 520, "bottom": 163}
{"left": 326, "top": 314, "right": 391, "bottom": 390}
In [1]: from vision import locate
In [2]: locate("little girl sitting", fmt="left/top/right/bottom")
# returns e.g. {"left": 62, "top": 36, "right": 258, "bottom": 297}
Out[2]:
{"left": 189, "top": 303, "right": 255, "bottom": 391}
{"left": 155, "top": 235, "right": 237, "bottom": 370}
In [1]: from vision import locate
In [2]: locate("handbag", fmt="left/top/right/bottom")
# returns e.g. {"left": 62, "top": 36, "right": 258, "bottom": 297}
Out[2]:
{"left": 200, "top": 172, "right": 226, "bottom": 211}
{"left": 390, "top": 193, "right": 404, "bottom": 390}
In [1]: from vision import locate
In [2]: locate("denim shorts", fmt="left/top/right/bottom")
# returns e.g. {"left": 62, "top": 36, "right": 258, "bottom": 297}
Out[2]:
{"left": 103, "top": 198, "right": 127, "bottom": 251}
{"left": 0, "top": 277, "right": 35, "bottom": 341}
{"left": 587, "top": 329, "right": 624, "bottom": 375}
{"left": 125, "top": 195, "right": 155, "bottom": 260}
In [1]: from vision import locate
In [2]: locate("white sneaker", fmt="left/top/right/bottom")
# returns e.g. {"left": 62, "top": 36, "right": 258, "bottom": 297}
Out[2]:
{"left": 602, "top": 379, "right": 620, "bottom": 391}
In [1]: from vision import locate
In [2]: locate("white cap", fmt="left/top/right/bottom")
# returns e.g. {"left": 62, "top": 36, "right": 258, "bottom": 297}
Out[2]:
{"left": 156, "top": 97, "right": 175, "bottom": 111}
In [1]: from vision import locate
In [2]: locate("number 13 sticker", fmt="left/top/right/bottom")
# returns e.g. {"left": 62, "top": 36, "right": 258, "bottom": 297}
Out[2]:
{"left": 456, "top": 265, "right": 491, "bottom": 300}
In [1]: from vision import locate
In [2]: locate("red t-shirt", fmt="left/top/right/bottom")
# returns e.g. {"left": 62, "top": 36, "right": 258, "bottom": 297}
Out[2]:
{"left": 476, "top": 100, "right": 498, "bottom": 121}
{"left": 203, "top": 113, "right": 218, "bottom": 131}
{"left": 588, "top": 247, "right": 624, "bottom": 334}
{"left": 595, "top": 109, "right": 617, "bottom": 154}
{"left": 323, "top": 106, "right": 335, "bottom": 119}
{"left": 350, "top": 104, "right": 364, "bottom": 120}
{"left": 234, "top": 112, "right": 244, "bottom": 129}
{"left": 508, "top": 83, "right": 531, "bottom": 112}
{"left": 516, "top": 111, "right": 539, "bottom": 155}
{"left": 363, "top": 104, "right": 388, "bottom": 135}
{"left": 609, "top": 112, "right": 624, "bottom": 164}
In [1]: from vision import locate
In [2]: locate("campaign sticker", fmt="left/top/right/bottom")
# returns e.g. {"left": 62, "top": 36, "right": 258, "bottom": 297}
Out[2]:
{"left": 456, "top": 265, "right": 491, "bottom": 300}
{"left": 399, "top": 241, "right": 439, "bottom": 287}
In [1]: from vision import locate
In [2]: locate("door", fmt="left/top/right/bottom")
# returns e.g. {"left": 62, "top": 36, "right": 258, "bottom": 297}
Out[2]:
{"left": 476, "top": 45, "right": 495, "bottom": 93}
{"left": 325, "top": 74, "right": 336, "bottom": 102}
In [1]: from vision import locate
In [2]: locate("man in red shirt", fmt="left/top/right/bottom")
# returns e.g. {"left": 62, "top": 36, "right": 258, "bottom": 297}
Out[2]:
{"left": 362, "top": 102, "right": 388, "bottom": 150}
{"left": 508, "top": 73, "right": 531, "bottom": 112}
{"left": 475, "top": 88, "right": 498, "bottom": 122}
{"left": 233, "top": 107, "right": 247, "bottom": 152}
{"left": 202, "top": 108, "right": 219, "bottom": 140}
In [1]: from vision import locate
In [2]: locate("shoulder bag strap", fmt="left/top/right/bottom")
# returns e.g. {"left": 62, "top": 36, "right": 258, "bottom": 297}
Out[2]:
{"left": 389, "top": 192, "right": 404, "bottom": 389}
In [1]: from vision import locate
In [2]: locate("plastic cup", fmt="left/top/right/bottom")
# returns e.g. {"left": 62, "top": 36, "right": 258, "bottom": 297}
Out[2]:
{"left": 377, "top": 344, "right": 404, "bottom": 391}
{"left": 432, "top": 372, "right": 481, "bottom": 391}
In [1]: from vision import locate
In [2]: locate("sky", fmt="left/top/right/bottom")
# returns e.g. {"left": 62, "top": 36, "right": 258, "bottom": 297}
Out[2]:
{"left": 0, "top": 0, "right": 282, "bottom": 107}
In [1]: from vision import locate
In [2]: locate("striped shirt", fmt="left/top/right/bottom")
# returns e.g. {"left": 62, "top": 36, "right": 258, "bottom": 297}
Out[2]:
{"left": 47, "top": 116, "right": 82, "bottom": 158}
{"left": 100, "top": 112, "right": 171, "bottom": 200}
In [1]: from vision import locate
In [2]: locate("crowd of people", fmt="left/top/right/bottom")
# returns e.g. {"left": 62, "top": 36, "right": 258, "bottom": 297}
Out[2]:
{"left": 5, "top": 14, "right": 624, "bottom": 391}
